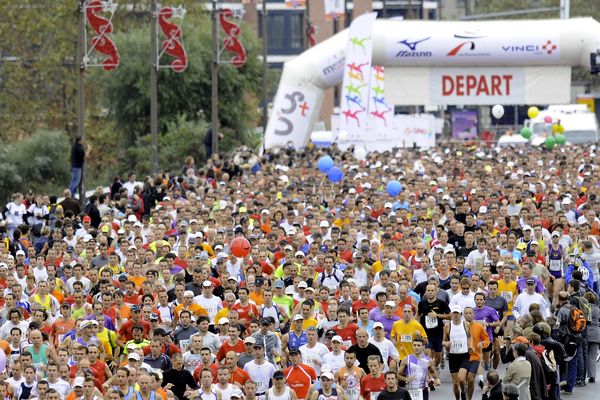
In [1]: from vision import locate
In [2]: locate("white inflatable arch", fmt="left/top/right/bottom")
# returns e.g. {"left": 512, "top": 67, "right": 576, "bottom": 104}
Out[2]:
{"left": 264, "top": 17, "right": 600, "bottom": 149}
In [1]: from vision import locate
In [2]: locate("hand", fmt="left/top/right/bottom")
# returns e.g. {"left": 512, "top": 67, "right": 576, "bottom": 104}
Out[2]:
{"left": 165, "top": 383, "right": 173, "bottom": 390}
{"left": 477, "top": 342, "right": 484, "bottom": 349}
{"left": 428, "top": 311, "right": 437, "bottom": 318}
{"left": 434, "top": 378, "right": 441, "bottom": 386}
{"left": 405, "top": 376, "right": 415, "bottom": 382}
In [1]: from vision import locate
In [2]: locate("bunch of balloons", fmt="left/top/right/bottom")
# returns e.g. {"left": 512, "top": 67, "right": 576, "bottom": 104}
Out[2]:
{"left": 317, "top": 155, "right": 344, "bottom": 183}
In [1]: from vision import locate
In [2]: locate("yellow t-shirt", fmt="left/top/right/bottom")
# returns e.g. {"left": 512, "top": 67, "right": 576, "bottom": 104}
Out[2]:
{"left": 497, "top": 280, "right": 518, "bottom": 316}
{"left": 391, "top": 319, "right": 427, "bottom": 360}
{"left": 302, "top": 318, "right": 318, "bottom": 330}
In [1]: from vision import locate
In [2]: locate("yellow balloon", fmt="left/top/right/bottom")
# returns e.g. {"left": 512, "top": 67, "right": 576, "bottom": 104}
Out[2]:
{"left": 552, "top": 124, "right": 560, "bottom": 133}
{"left": 558, "top": 125, "right": 565, "bottom": 133}
{"left": 484, "top": 165, "right": 492, "bottom": 173}
{"left": 528, "top": 106, "right": 539, "bottom": 119}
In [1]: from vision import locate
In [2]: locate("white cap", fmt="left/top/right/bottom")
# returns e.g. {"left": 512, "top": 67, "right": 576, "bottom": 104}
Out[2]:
{"left": 322, "top": 371, "right": 335, "bottom": 380}
{"left": 522, "top": 225, "right": 532, "bottom": 231}
{"left": 202, "top": 280, "right": 213, "bottom": 287}
{"left": 294, "top": 251, "right": 305, "bottom": 257}
{"left": 218, "top": 318, "right": 230, "bottom": 325}
{"left": 384, "top": 202, "right": 393, "bottom": 209}
{"left": 551, "top": 230, "right": 561, "bottom": 237}
{"left": 450, "top": 305, "right": 462, "bottom": 314}
{"left": 478, "top": 206, "right": 488, "bottom": 214}
{"left": 293, "top": 314, "right": 304, "bottom": 321}
{"left": 442, "top": 194, "right": 450, "bottom": 201}
{"left": 320, "top": 221, "right": 330, "bottom": 228}
{"left": 373, "top": 322, "right": 384, "bottom": 329}
{"left": 128, "top": 352, "right": 141, "bottom": 361}
{"left": 384, "top": 301, "right": 396, "bottom": 308}
{"left": 231, "top": 387, "right": 244, "bottom": 398}
{"left": 562, "top": 197, "right": 572, "bottom": 205}
{"left": 73, "top": 377, "right": 85, "bottom": 387}
{"left": 298, "top": 281, "right": 308, "bottom": 288}
{"left": 15, "top": 250, "right": 25, "bottom": 256}
{"left": 331, "top": 335, "right": 343, "bottom": 343}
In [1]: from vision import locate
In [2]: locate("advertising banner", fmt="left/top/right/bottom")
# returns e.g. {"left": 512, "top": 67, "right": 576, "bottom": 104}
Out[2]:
{"left": 367, "top": 66, "right": 392, "bottom": 139}
{"left": 451, "top": 109, "right": 479, "bottom": 140}
{"left": 385, "top": 66, "right": 571, "bottom": 105}
{"left": 339, "top": 12, "right": 378, "bottom": 143}
{"left": 324, "top": 0, "right": 345, "bottom": 20}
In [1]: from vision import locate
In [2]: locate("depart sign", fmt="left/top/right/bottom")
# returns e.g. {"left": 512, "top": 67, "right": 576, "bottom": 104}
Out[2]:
{"left": 433, "top": 68, "right": 525, "bottom": 103}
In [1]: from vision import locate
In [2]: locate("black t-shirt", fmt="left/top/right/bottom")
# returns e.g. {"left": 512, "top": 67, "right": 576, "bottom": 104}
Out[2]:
{"left": 377, "top": 387, "right": 412, "bottom": 400}
{"left": 448, "top": 234, "right": 465, "bottom": 251}
{"left": 347, "top": 343, "right": 383, "bottom": 374}
{"left": 418, "top": 298, "right": 450, "bottom": 335}
{"left": 162, "top": 368, "right": 198, "bottom": 400}
{"left": 457, "top": 245, "right": 476, "bottom": 258}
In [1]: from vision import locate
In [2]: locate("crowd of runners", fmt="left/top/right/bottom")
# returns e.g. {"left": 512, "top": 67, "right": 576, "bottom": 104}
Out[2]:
{"left": 0, "top": 143, "right": 597, "bottom": 400}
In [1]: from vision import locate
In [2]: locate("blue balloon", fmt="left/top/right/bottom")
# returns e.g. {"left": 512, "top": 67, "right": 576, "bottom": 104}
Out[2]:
{"left": 327, "top": 167, "right": 344, "bottom": 183}
{"left": 386, "top": 180, "right": 403, "bottom": 196}
{"left": 317, "top": 156, "right": 334, "bottom": 173}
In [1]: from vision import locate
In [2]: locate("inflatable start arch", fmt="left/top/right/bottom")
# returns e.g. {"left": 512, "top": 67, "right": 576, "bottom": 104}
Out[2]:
{"left": 264, "top": 17, "right": 600, "bottom": 150}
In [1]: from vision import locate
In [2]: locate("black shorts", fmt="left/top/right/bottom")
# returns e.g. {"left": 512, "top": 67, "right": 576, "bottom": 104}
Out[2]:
{"left": 467, "top": 360, "right": 480, "bottom": 374}
{"left": 426, "top": 335, "right": 443, "bottom": 353}
{"left": 483, "top": 341, "right": 493, "bottom": 352}
{"left": 448, "top": 353, "right": 470, "bottom": 373}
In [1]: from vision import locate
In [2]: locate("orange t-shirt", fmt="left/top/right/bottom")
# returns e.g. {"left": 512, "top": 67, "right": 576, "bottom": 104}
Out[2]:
{"left": 51, "top": 318, "right": 76, "bottom": 347}
{"left": 469, "top": 321, "right": 490, "bottom": 362}
{"left": 173, "top": 304, "right": 208, "bottom": 325}
{"left": 249, "top": 292, "right": 264, "bottom": 306}
{"left": 284, "top": 364, "right": 316, "bottom": 400}
{"left": 229, "top": 367, "right": 251, "bottom": 386}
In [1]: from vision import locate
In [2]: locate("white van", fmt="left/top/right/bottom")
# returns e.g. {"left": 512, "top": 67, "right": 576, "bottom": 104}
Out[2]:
{"left": 525, "top": 104, "right": 599, "bottom": 144}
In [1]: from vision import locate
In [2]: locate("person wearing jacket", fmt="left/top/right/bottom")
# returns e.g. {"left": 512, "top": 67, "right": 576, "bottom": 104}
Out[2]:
{"left": 565, "top": 255, "right": 594, "bottom": 290}
{"left": 482, "top": 370, "right": 503, "bottom": 400}
{"left": 533, "top": 322, "right": 567, "bottom": 400}
{"left": 584, "top": 291, "right": 600, "bottom": 384}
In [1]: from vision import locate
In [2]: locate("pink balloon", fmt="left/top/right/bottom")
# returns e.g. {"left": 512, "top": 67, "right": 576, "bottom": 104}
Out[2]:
{"left": 544, "top": 115, "right": 553, "bottom": 123}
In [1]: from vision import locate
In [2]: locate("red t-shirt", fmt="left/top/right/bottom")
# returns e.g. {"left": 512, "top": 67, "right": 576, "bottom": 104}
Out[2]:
{"left": 284, "top": 364, "right": 317, "bottom": 400}
{"left": 231, "top": 302, "right": 259, "bottom": 325}
{"left": 333, "top": 323, "right": 359, "bottom": 346}
{"left": 192, "top": 362, "right": 218, "bottom": 382}
{"left": 352, "top": 299, "right": 377, "bottom": 313}
{"left": 216, "top": 339, "right": 246, "bottom": 361}
{"left": 117, "top": 320, "right": 151, "bottom": 341}
{"left": 360, "top": 374, "right": 387, "bottom": 400}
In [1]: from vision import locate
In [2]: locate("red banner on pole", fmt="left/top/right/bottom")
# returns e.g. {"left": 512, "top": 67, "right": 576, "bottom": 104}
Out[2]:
{"left": 85, "top": 0, "right": 120, "bottom": 71}
{"left": 158, "top": 6, "right": 188, "bottom": 72}
{"left": 219, "top": 9, "right": 247, "bottom": 68}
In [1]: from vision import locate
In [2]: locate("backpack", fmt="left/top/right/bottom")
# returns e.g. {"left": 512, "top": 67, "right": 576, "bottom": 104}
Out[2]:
{"left": 568, "top": 305, "right": 587, "bottom": 333}
{"left": 538, "top": 348, "right": 558, "bottom": 383}
{"left": 575, "top": 296, "right": 593, "bottom": 322}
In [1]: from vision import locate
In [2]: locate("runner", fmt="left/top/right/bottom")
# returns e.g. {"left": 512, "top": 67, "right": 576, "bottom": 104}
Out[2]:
{"left": 443, "top": 306, "right": 473, "bottom": 400}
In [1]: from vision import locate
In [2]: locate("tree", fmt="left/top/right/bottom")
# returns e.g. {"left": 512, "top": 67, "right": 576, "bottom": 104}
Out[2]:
{"left": 91, "top": 11, "right": 263, "bottom": 173}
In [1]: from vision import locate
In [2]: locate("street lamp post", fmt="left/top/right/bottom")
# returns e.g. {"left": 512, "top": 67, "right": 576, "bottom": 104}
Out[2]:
{"left": 211, "top": 0, "right": 220, "bottom": 155}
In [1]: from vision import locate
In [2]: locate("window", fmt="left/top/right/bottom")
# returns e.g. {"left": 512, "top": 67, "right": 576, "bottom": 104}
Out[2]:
{"left": 260, "top": 11, "right": 305, "bottom": 55}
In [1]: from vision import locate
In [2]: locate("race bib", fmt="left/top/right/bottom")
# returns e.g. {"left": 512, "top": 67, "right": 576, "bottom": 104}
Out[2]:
{"left": 401, "top": 334, "right": 413, "bottom": 343}
{"left": 549, "top": 259, "right": 562, "bottom": 272}
{"left": 582, "top": 268, "right": 590, "bottom": 281}
{"left": 346, "top": 388, "right": 359, "bottom": 400}
{"left": 343, "top": 340, "right": 353, "bottom": 348}
{"left": 451, "top": 340, "right": 467, "bottom": 353}
{"left": 370, "top": 392, "right": 381, "bottom": 400}
{"left": 501, "top": 291, "right": 512, "bottom": 302}
{"left": 425, "top": 316, "right": 438, "bottom": 329}
{"left": 409, "top": 389, "right": 424, "bottom": 400}
{"left": 179, "top": 339, "right": 190, "bottom": 350}
{"left": 255, "top": 380, "right": 264, "bottom": 389}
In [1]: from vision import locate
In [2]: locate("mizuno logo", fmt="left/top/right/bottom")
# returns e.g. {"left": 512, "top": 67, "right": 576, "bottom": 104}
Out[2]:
{"left": 398, "top": 37, "right": 430, "bottom": 51}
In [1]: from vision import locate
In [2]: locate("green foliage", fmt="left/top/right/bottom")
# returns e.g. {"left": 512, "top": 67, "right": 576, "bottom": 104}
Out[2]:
{"left": 91, "top": 11, "right": 263, "bottom": 170}
{"left": 124, "top": 115, "right": 207, "bottom": 176}
{"left": 0, "top": 130, "right": 70, "bottom": 202}
{"left": 0, "top": 2, "right": 78, "bottom": 138}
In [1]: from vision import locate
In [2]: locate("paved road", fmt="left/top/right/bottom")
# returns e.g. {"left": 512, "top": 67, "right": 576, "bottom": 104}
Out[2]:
{"left": 431, "top": 361, "right": 596, "bottom": 400}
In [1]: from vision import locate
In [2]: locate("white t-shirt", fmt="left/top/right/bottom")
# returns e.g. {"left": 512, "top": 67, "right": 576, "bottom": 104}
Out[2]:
{"left": 369, "top": 336, "right": 399, "bottom": 371}
{"left": 321, "top": 350, "right": 346, "bottom": 374}
{"left": 243, "top": 360, "right": 276, "bottom": 394}
{"left": 194, "top": 295, "right": 223, "bottom": 320}
{"left": 299, "top": 342, "right": 329, "bottom": 376}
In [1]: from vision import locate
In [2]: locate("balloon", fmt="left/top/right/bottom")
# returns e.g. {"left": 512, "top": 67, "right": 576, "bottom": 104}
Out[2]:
{"left": 552, "top": 124, "right": 560, "bottom": 134}
{"left": 544, "top": 115, "right": 553, "bottom": 124}
{"left": 555, "top": 133, "right": 566, "bottom": 145}
{"left": 520, "top": 127, "right": 532, "bottom": 139}
{"left": 317, "top": 156, "right": 334, "bottom": 173}
{"left": 327, "top": 167, "right": 344, "bottom": 183}
{"left": 558, "top": 124, "right": 565, "bottom": 133}
{"left": 0, "top": 347, "right": 6, "bottom": 373}
{"left": 491, "top": 104, "right": 505, "bottom": 119}
{"left": 527, "top": 106, "right": 539, "bottom": 119}
{"left": 386, "top": 180, "right": 403, "bottom": 196}
{"left": 230, "top": 237, "right": 251, "bottom": 258}
{"left": 354, "top": 147, "right": 367, "bottom": 161}
{"left": 545, "top": 136, "right": 556, "bottom": 150}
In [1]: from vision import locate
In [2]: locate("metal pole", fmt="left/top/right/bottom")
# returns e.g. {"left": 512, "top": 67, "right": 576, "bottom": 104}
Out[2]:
{"left": 560, "top": 0, "right": 569, "bottom": 19}
{"left": 382, "top": 0, "right": 387, "bottom": 18}
{"left": 211, "top": 0, "right": 220, "bottom": 155}
{"left": 344, "top": 0, "right": 349, "bottom": 28}
{"left": 261, "top": 0, "right": 268, "bottom": 133}
{"left": 150, "top": 0, "right": 159, "bottom": 174}
{"left": 305, "top": 0, "right": 311, "bottom": 49}
{"left": 76, "top": 0, "right": 86, "bottom": 206}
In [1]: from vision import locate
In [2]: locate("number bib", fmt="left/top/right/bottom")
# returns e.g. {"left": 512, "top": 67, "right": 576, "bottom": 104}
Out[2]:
{"left": 401, "top": 334, "right": 413, "bottom": 343}
{"left": 370, "top": 392, "right": 381, "bottom": 400}
{"left": 425, "top": 316, "right": 438, "bottom": 329}
{"left": 451, "top": 340, "right": 467, "bottom": 353}
{"left": 501, "top": 291, "right": 512, "bottom": 302}
{"left": 549, "top": 259, "right": 562, "bottom": 272}
{"left": 409, "top": 389, "right": 424, "bottom": 400}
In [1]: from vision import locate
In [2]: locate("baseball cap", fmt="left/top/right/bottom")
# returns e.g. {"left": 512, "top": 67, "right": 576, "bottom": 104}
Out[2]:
{"left": 512, "top": 336, "right": 529, "bottom": 344}
{"left": 82, "top": 216, "right": 91, "bottom": 222}
{"left": 321, "top": 371, "right": 335, "bottom": 380}
{"left": 319, "top": 221, "right": 330, "bottom": 228}
{"left": 218, "top": 318, "right": 230, "bottom": 325}
{"left": 273, "top": 370, "right": 285, "bottom": 379}
{"left": 450, "top": 305, "right": 462, "bottom": 314}
{"left": 384, "top": 202, "right": 393, "bottom": 209}
{"left": 259, "top": 318, "right": 271, "bottom": 325}
{"left": 244, "top": 336, "right": 256, "bottom": 345}
{"left": 128, "top": 352, "right": 141, "bottom": 361}
{"left": 231, "top": 387, "right": 244, "bottom": 399}
{"left": 522, "top": 225, "right": 532, "bottom": 231}
{"left": 551, "top": 231, "right": 561, "bottom": 237}
{"left": 73, "top": 377, "right": 85, "bottom": 387}
{"left": 273, "top": 279, "right": 285, "bottom": 289}
{"left": 293, "top": 314, "right": 304, "bottom": 321}
{"left": 298, "top": 281, "right": 308, "bottom": 289}
{"left": 294, "top": 251, "right": 305, "bottom": 257}
{"left": 202, "top": 280, "right": 213, "bottom": 287}
{"left": 526, "top": 278, "right": 536, "bottom": 285}
{"left": 384, "top": 301, "right": 396, "bottom": 308}
{"left": 289, "top": 347, "right": 301, "bottom": 355}
{"left": 131, "top": 305, "right": 141, "bottom": 312}
{"left": 253, "top": 341, "right": 264, "bottom": 348}
{"left": 150, "top": 313, "right": 159, "bottom": 321}
{"left": 284, "top": 245, "right": 294, "bottom": 252}
{"left": 0, "top": 263, "right": 7, "bottom": 270}
{"left": 373, "top": 322, "right": 384, "bottom": 329}
{"left": 325, "top": 329, "right": 336, "bottom": 337}
{"left": 562, "top": 197, "right": 572, "bottom": 205}
{"left": 15, "top": 250, "right": 25, "bottom": 257}
{"left": 331, "top": 335, "right": 343, "bottom": 343}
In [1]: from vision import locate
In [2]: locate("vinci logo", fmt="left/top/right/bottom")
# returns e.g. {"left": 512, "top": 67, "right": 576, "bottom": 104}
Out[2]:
{"left": 502, "top": 40, "right": 558, "bottom": 55}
